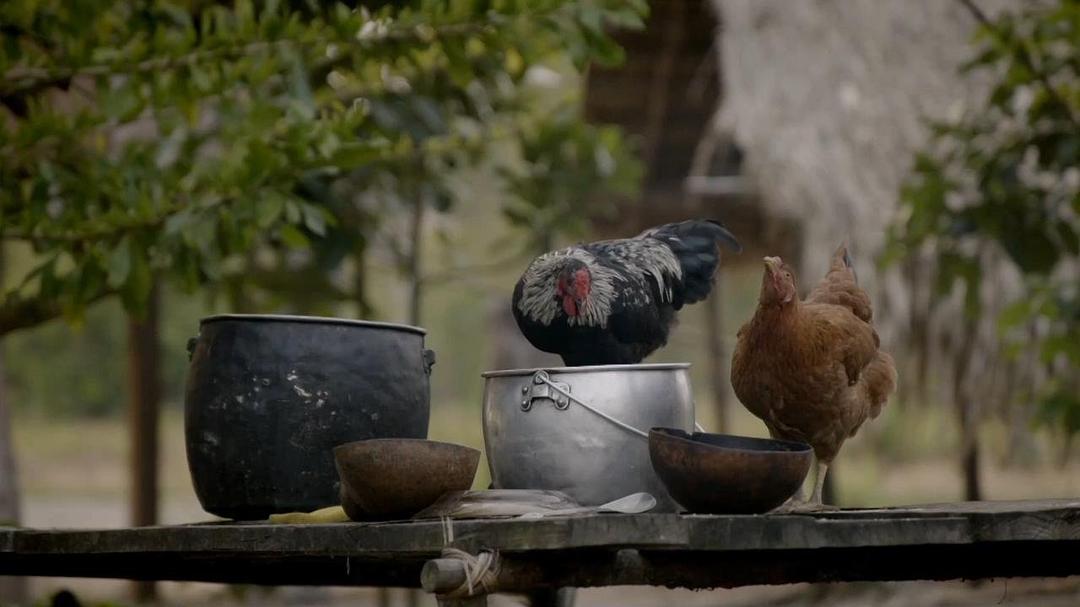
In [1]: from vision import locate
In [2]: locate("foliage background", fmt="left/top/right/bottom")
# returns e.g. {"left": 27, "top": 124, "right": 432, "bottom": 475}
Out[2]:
{"left": 1, "top": 0, "right": 644, "bottom": 416}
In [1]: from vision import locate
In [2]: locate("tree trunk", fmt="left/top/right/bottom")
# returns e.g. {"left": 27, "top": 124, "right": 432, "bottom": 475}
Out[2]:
{"left": 1063, "top": 433, "right": 1074, "bottom": 470}
{"left": 128, "top": 282, "right": 161, "bottom": 602}
{"left": 704, "top": 286, "right": 729, "bottom": 432}
{"left": 407, "top": 195, "right": 426, "bottom": 327}
{"left": 953, "top": 314, "right": 981, "bottom": 502}
{"left": 354, "top": 241, "right": 373, "bottom": 319}
{"left": 0, "top": 349, "right": 27, "bottom": 603}
{"left": 0, "top": 247, "right": 27, "bottom": 604}
{"left": 903, "top": 256, "right": 931, "bottom": 408}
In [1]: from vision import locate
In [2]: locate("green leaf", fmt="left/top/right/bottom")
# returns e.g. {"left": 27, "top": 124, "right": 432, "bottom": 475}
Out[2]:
{"left": 331, "top": 142, "right": 391, "bottom": 169}
{"left": 1055, "top": 220, "right": 1079, "bottom": 255}
{"left": 257, "top": 196, "right": 286, "bottom": 229}
{"left": 279, "top": 224, "right": 310, "bottom": 249}
{"left": 122, "top": 249, "right": 153, "bottom": 313}
{"left": 301, "top": 203, "right": 328, "bottom": 237}
{"left": 106, "top": 237, "right": 133, "bottom": 289}
{"left": 998, "top": 299, "right": 1033, "bottom": 330}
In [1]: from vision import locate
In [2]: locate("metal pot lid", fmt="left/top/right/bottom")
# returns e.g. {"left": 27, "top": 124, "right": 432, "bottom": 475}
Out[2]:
{"left": 199, "top": 314, "right": 426, "bottom": 335}
{"left": 481, "top": 363, "right": 690, "bottom": 378}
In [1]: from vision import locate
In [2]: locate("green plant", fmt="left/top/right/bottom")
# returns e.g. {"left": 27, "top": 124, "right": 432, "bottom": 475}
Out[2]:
{"left": 885, "top": 0, "right": 1079, "bottom": 442}
{"left": 0, "top": 0, "right": 646, "bottom": 333}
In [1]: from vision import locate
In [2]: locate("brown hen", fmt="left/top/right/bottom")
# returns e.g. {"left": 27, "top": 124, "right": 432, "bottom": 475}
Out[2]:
{"left": 731, "top": 245, "right": 897, "bottom": 507}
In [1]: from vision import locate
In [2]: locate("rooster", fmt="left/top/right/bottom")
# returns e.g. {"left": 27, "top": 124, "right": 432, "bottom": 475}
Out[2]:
{"left": 512, "top": 220, "right": 741, "bottom": 366}
{"left": 731, "top": 245, "right": 897, "bottom": 509}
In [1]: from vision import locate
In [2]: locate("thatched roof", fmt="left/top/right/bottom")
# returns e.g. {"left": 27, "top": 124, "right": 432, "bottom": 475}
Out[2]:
{"left": 710, "top": 0, "right": 1009, "bottom": 286}
{"left": 709, "top": 0, "right": 1035, "bottom": 412}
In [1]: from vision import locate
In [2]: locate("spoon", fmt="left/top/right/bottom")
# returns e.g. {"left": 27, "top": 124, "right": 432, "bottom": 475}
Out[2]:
{"left": 516, "top": 492, "right": 657, "bottom": 519}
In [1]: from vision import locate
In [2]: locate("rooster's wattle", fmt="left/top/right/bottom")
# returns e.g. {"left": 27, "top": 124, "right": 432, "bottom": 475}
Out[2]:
{"left": 512, "top": 220, "right": 741, "bottom": 366}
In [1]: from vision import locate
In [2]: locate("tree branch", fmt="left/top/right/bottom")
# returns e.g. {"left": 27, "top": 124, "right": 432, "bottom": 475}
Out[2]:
{"left": 0, "top": 16, "right": 495, "bottom": 100}
{"left": 0, "top": 290, "right": 113, "bottom": 338}
{"left": 956, "top": 0, "right": 1080, "bottom": 129}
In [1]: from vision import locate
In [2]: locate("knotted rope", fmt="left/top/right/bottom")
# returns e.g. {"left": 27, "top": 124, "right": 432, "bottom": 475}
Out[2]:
{"left": 438, "top": 547, "right": 501, "bottom": 598}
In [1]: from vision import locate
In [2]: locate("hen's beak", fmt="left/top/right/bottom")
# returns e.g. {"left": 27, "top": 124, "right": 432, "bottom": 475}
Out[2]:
{"left": 763, "top": 256, "right": 782, "bottom": 274}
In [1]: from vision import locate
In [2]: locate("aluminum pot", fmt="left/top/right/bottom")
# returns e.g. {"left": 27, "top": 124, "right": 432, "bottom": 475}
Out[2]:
{"left": 185, "top": 314, "right": 435, "bottom": 520}
{"left": 482, "top": 364, "right": 695, "bottom": 512}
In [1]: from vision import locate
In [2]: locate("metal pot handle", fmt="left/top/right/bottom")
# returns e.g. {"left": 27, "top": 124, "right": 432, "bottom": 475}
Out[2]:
{"left": 525, "top": 370, "right": 705, "bottom": 440}
{"left": 186, "top": 335, "right": 199, "bottom": 361}
{"left": 423, "top": 349, "right": 436, "bottom": 375}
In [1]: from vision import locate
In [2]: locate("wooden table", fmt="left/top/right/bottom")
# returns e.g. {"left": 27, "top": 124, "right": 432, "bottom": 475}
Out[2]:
{"left": 2, "top": 499, "right": 1079, "bottom": 606}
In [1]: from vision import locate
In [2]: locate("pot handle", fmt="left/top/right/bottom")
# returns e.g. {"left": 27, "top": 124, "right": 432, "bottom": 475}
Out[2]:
{"left": 528, "top": 370, "right": 648, "bottom": 438}
{"left": 423, "top": 349, "right": 436, "bottom": 375}
{"left": 527, "top": 370, "right": 706, "bottom": 438}
{"left": 186, "top": 335, "right": 199, "bottom": 362}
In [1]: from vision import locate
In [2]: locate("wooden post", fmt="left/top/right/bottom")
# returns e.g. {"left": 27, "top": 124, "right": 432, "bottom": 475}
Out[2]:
{"left": 437, "top": 598, "right": 487, "bottom": 607}
{"left": 128, "top": 282, "right": 161, "bottom": 602}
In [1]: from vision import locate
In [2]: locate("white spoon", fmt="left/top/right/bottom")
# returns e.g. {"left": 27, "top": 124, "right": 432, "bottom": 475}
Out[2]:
{"left": 515, "top": 492, "right": 657, "bottom": 519}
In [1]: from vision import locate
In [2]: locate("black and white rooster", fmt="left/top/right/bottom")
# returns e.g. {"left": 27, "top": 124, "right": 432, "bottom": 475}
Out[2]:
{"left": 512, "top": 220, "right": 742, "bottom": 366}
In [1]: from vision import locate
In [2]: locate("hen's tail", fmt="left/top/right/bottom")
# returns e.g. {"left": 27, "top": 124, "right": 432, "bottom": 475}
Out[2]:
{"left": 808, "top": 243, "right": 873, "bottom": 322}
{"left": 859, "top": 351, "right": 898, "bottom": 424}
{"left": 640, "top": 219, "right": 742, "bottom": 306}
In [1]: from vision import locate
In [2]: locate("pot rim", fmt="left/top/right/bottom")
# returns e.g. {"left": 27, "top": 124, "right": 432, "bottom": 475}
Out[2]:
{"left": 649, "top": 427, "right": 813, "bottom": 455}
{"left": 333, "top": 438, "right": 479, "bottom": 455}
{"left": 481, "top": 362, "right": 690, "bottom": 378}
{"left": 199, "top": 313, "right": 426, "bottom": 335}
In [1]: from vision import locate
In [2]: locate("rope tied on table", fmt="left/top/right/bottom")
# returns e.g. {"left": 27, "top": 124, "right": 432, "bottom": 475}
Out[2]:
{"left": 438, "top": 547, "right": 501, "bottom": 598}
{"left": 441, "top": 516, "right": 455, "bottom": 543}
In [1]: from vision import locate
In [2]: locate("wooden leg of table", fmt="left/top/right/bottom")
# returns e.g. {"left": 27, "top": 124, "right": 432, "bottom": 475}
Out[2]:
{"left": 527, "top": 587, "right": 576, "bottom": 607}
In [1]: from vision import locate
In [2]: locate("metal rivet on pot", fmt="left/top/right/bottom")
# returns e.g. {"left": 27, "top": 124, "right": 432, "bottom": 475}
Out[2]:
{"left": 521, "top": 385, "right": 529, "bottom": 394}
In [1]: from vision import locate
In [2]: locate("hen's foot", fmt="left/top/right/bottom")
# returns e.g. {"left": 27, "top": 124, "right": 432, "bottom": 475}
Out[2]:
{"left": 770, "top": 497, "right": 805, "bottom": 513}
{"left": 787, "top": 501, "right": 836, "bottom": 513}
{"left": 770, "top": 498, "right": 836, "bottom": 514}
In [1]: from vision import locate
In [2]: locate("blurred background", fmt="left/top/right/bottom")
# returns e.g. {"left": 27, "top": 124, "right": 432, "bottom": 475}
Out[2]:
{"left": 0, "top": 0, "right": 1077, "bottom": 605}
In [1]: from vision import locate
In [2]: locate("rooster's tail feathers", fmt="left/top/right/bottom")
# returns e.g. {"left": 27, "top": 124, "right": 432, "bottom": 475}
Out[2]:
{"left": 640, "top": 219, "right": 742, "bottom": 254}
{"left": 641, "top": 219, "right": 741, "bottom": 306}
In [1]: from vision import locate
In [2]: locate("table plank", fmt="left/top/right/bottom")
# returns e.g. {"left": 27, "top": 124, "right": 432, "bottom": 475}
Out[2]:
{"left": 1, "top": 499, "right": 1077, "bottom": 590}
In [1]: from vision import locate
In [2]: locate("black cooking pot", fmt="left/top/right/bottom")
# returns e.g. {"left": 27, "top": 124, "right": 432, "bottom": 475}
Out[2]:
{"left": 184, "top": 314, "right": 434, "bottom": 520}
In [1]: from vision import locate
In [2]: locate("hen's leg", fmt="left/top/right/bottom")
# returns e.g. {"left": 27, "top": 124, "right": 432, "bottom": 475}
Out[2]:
{"left": 774, "top": 455, "right": 814, "bottom": 512}
{"left": 808, "top": 460, "right": 829, "bottom": 507}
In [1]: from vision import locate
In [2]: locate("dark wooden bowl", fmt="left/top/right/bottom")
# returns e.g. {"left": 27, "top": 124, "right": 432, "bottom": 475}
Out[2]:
{"left": 333, "top": 439, "right": 479, "bottom": 521}
{"left": 648, "top": 428, "right": 812, "bottom": 514}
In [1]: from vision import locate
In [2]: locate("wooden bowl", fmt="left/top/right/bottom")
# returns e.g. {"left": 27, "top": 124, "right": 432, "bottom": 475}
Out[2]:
{"left": 648, "top": 428, "right": 812, "bottom": 514}
{"left": 333, "top": 439, "right": 480, "bottom": 521}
